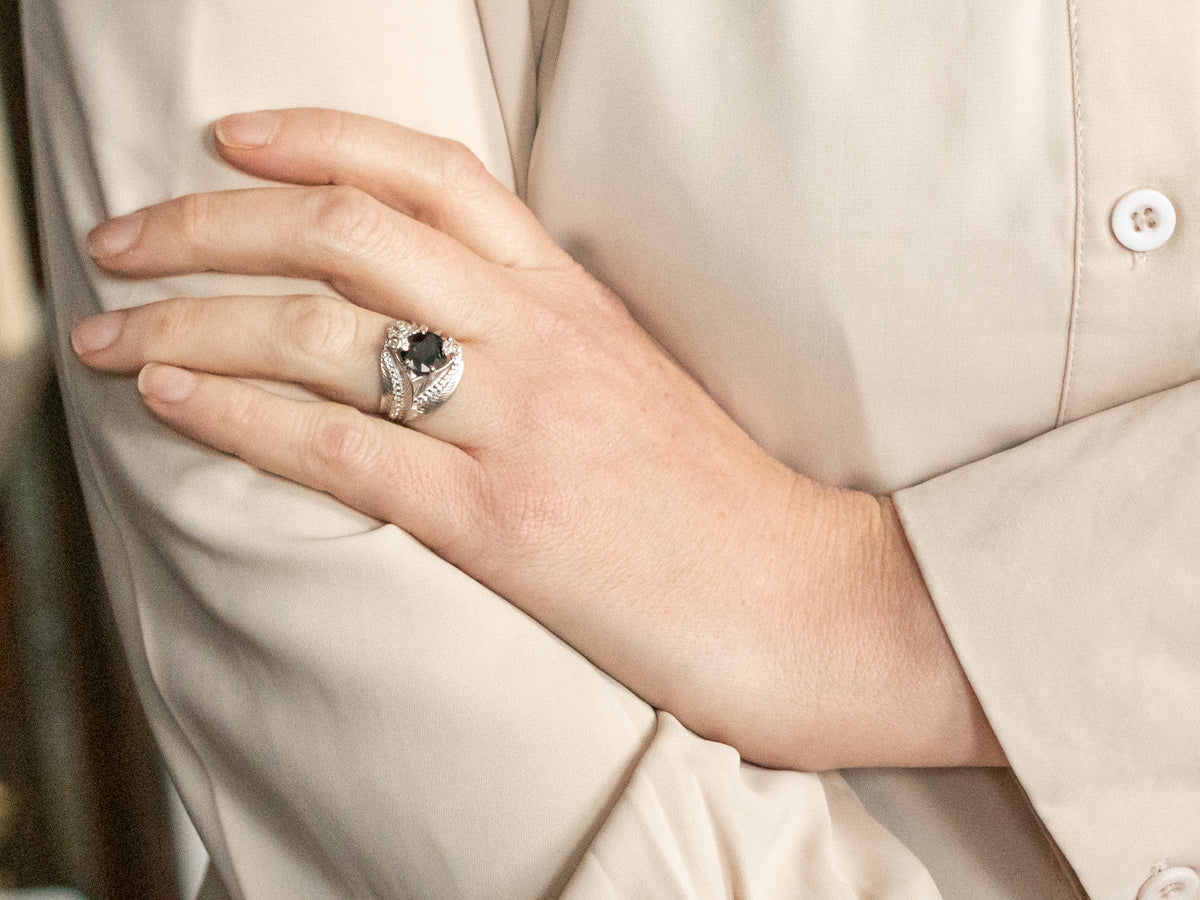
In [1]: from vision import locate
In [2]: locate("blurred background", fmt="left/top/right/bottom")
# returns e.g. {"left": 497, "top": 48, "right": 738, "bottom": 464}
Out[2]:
{"left": 1, "top": 3, "right": 204, "bottom": 897}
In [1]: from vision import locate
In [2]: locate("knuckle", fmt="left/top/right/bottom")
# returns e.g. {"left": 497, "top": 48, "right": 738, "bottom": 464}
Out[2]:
{"left": 142, "top": 297, "right": 202, "bottom": 355}
{"left": 223, "top": 383, "right": 261, "bottom": 427}
{"left": 313, "top": 110, "right": 365, "bottom": 181}
{"left": 310, "top": 185, "right": 391, "bottom": 259}
{"left": 405, "top": 138, "right": 493, "bottom": 231}
{"left": 177, "top": 192, "right": 215, "bottom": 248}
{"left": 281, "top": 295, "right": 360, "bottom": 363}
{"left": 315, "top": 108, "right": 350, "bottom": 154}
{"left": 436, "top": 138, "right": 492, "bottom": 200}
{"left": 311, "top": 405, "right": 379, "bottom": 473}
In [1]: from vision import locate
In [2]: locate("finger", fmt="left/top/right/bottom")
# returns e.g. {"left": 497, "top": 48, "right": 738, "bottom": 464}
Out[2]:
{"left": 135, "top": 362, "right": 482, "bottom": 557}
{"left": 212, "top": 108, "right": 563, "bottom": 269}
{"left": 72, "top": 295, "right": 499, "bottom": 445}
{"left": 87, "top": 185, "right": 504, "bottom": 338}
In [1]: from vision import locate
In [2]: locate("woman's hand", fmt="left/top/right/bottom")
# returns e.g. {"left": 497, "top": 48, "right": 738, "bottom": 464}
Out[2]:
{"left": 74, "top": 108, "right": 1002, "bottom": 770}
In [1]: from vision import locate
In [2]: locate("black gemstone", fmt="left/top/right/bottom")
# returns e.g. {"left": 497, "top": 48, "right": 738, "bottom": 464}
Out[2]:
{"left": 402, "top": 331, "right": 445, "bottom": 375}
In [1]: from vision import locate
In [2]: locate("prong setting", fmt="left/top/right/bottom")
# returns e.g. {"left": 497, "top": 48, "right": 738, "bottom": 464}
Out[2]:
{"left": 379, "top": 321, "right": 464, "bottom": 424}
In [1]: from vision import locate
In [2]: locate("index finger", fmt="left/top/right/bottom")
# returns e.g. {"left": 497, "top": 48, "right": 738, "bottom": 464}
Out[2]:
{"left": 213, "top": 108, "right": 564, "bottom": 270}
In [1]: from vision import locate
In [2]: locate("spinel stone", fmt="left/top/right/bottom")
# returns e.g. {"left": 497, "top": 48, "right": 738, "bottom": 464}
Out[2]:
{"left": 402, "top": 331, "right": 445, "bottom": 375}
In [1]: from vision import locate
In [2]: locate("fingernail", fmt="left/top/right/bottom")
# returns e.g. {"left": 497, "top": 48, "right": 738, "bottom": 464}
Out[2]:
{"left": 87, "top": 211, "right": 145, "bottom": 258}
{"left": 215, "top": 111, "right": 279, "bottom": 148}
{"left": 138, "top": 364, "right": 196, "bottom": 403}
{"left": 71, "top": 310, "right": 126, "bottom": 354}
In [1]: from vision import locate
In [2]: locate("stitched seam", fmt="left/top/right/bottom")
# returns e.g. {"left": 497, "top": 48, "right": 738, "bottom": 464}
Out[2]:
{"left": 1057, "top": 0, "right": 1084, "bottom": 426}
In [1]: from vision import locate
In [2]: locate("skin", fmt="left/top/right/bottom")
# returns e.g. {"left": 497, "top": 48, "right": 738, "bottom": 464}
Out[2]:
{"left": 74, "top": 107, "right": 1004, "bottom": 771}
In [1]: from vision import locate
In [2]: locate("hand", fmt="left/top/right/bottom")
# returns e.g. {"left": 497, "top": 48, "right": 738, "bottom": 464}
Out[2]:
{"left": 75, "top": 108, "right": 1002, "bottom": 770}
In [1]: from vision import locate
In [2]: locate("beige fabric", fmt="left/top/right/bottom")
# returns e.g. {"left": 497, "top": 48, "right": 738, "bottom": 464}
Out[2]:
{"left": 21, "top": 0, "right": 1198, "bottom": 898}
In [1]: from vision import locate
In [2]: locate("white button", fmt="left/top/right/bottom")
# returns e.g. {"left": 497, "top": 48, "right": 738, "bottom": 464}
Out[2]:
{"left": 1137, "top": 866, "right": 1200, "bottom": 900}
{"left": 1112, "top": 188, "right": 1176, "bottom": 252}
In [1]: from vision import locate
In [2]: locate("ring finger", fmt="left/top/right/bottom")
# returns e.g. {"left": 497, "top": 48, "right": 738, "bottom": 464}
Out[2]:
{"left": 71, "top": 293, "right": 498, "bottom": 445}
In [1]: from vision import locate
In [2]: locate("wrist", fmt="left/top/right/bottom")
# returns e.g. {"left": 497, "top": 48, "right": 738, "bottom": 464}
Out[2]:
{"left": 766, "top": 482, "right": 1005, "bottom": 770}
{"left": 864, "top": 495, "right": 1007, "bottom": 767}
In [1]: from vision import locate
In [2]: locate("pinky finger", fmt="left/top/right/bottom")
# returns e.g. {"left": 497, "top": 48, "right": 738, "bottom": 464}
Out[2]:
{"left": 137, "top": 363, "right": 482, "bottom": 556}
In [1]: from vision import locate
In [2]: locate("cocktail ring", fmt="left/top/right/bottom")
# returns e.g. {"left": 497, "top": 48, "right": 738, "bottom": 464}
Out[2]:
{"left": 378, "top": 320, "right": 464, "bottom": 424}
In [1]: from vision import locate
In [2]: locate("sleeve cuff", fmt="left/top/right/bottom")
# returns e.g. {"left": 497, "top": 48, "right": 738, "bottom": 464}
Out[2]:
{"left": 893, "top": 382, "right": 1200, "bottom": 900}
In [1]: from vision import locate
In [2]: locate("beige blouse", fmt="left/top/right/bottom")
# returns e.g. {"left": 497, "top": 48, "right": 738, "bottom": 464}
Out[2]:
{"left": 22, "top": 0, "right": 1200, "bottom": 897}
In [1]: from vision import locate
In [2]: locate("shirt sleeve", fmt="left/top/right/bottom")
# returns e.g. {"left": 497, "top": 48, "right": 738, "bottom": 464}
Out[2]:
{"left": 894, "top": 381, "right": 1200, "bottom": 900}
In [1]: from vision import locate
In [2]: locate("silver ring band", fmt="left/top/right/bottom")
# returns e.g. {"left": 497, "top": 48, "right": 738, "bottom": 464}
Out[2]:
{"left": 379, "top": 320, "right": 463, "bottom": 424}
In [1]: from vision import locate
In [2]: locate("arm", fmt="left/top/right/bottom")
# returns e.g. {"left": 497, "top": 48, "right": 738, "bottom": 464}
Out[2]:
{"left": 25, "top": 2, "right": 953, "bottom": 898}
{"left": 77, "top": 106, "right": 1002, "bottom": 773}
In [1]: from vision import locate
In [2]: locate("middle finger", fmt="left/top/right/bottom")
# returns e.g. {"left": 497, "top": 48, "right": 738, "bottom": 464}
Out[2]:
{"left": 86, "top": 185, "right": 504, "bottom": 339}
